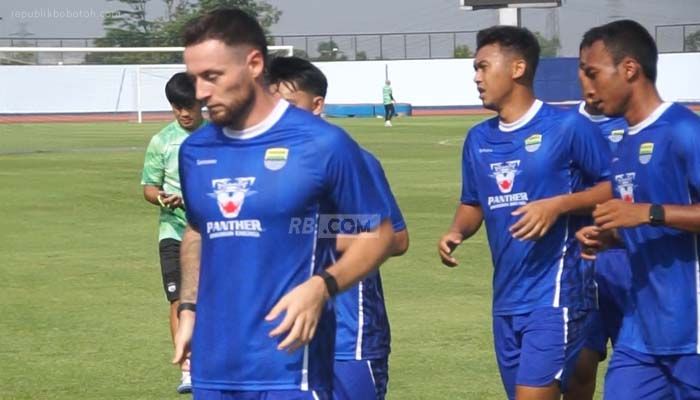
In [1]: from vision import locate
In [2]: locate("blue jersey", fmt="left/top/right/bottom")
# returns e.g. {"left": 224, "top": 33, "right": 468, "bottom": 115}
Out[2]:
{"left": 333, "top": 150, "right": 406, "bottom": 361}
{"left": 178, "top": 100, "right": 390, "bottom": 391}
{"left": 576, "top": 101, "right": 627, "bottom": 153}
{"left": 461, "top": 100, "right": 611, "bottom": 315}
{"left": 611, "top": 102, "right": 700, "bottom": 355}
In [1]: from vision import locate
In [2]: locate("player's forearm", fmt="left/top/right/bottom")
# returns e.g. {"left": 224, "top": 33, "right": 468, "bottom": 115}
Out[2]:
{"left": 325, "top": 219, "right": 393, "bottom": 292}
{"left": 179, "top": 225, "right": 201, "bottom": 304}
{"left": 450, "top": 203, "right": 483, "bottom": 240}
{"left": 336, "top": 228, "right": 409, "bottom": 257}
{"left": 657, "top": 204, "right": 700, "bottom": 233}
{"left": 143, "top": 185, "right": 163, "bottom": 206}
{"left": 558, "top": 181, "right": 612, "bottom": 215}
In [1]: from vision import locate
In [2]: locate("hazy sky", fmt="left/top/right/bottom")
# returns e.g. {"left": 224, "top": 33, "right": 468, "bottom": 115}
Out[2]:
{"left": 1, "top": 0, "right": 698, "bottom": 55}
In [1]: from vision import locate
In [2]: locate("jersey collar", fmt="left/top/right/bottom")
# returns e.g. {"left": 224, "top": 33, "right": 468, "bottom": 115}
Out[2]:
{"left": 577, "top": 101, "right": 610, "bottom": 123}
{"left": 499, "top": 99, "right": 543, "bottom": 132}
{"left": 627, "top": 102, "right": 673, "bottom": 135}
{"left": 222, "top": 99, "right": 290, "bottom": 140}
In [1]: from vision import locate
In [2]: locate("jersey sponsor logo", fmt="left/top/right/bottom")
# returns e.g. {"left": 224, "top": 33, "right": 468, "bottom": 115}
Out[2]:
{"left": 614, "top": 172, "right": 636, "bottom": 203}
{"left": 205, "top": 177, "right": 263, "bottom": 239}
{"left": 196, "top": 159, "right": 217, "bottom": 166}
{"left": 490, "top": 160, "right": 521, "bottom": 194}
{"left": 264, "top": 147, "right": 289, "bottom": 171}
{"left": 487, "top": 192, "right": 529, "bottom": 209}
{"left": 608, "top": 129, "right": 624, "bottom": 143}
{"left": 487, "top": 160, "right": 528, "bottom": 209}
{"left": 639, "top": 142, "right": 654, "bottom": 164}
{"left": 524, "top": 134, "right": 542, "bottom": 152}
{"left": 208, "top": 177, "right": 256, "bottom": 218}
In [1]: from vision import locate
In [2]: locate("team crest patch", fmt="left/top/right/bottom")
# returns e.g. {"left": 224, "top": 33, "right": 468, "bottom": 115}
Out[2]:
{"left": 264, "top": 148, "right": 289, "bottom": 171}
{"left": 639, "top": 142, "right": 654, "bottom": 164}
{"left": 524, "top": 134, "right": 542, "bottom": 152}
{"left": 208, "top": 177, "right": 256, "bottom": 218}
{"left": 609, "top": 129, "right": 624, "bottom": 143}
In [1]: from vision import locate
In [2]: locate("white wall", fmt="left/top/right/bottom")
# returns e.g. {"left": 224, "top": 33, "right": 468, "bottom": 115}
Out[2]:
{"left": 0, "top": 54, "right": 698, "bottom": 114}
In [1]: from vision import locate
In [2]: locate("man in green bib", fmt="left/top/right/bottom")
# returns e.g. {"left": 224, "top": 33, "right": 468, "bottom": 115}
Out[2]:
{"left": 382, "top": 80, "right": 396, "bottom": 127}
{"left": 141, "top": 72, "right": 206, "bottom": 394}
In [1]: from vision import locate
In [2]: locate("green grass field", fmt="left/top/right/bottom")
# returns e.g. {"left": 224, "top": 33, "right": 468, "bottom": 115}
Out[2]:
{"left": 0, "top": 116, "right": 605, "bottom": 399}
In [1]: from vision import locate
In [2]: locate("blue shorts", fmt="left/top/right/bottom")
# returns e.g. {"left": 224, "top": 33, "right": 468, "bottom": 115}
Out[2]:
{"left": 605, "top": 346, "right": 700, "bottom": 400}
{"left": 193, "top": 389, "right": 331, "bottom": 400}
{"left": 493, "top": 307, "right": 588, "bottom": 400}
{"left": 584, "top": 248, "right": 631, "bottom": 359}
{"left": 333, "top": 358, "right": 388, "bottom": 400}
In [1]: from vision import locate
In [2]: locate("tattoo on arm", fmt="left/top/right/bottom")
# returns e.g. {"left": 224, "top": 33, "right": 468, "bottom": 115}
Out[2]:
{"left": 180, "top": 227, "right": 201, "bottom": 304}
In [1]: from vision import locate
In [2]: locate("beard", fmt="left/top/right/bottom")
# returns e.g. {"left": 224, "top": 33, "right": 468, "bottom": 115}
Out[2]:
{"left": 208, "top": 83, "right": 257, "bottom": 128}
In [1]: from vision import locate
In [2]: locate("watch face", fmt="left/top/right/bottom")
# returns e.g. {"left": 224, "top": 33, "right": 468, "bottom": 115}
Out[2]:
{"left": 650, "top": 205, "right": 665, "bottom": 226}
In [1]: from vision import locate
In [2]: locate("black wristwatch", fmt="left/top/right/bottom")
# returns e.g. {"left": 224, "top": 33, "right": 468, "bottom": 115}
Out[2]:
{"left": 177, "top": 302, "right": 197, "bottom": 317}
{"left": 316, "top": 270, "right": 339, "bottom": 298}
{"left": 649, "top": 204, "right": 665, "bottom": 226}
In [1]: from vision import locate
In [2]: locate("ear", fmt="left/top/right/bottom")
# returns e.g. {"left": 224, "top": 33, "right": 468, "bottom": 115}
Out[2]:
{"left": 311, "top": 96, "right": 325, "bottom": 116}
{"left": 246, "top": 48, "right": 266, "bottom": 80}
{"left": 511, "top": 58, "right": 527, "bottom": 81}
{"left": 620, "top": 57, "right": 640, "bottom": 82}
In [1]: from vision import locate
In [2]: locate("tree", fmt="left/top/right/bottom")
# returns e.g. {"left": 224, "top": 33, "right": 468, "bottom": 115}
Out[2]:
{"left": 453, "top": 44, "right": 472, "bottom": 58}
{"left": 534, "top": 31, "right": 561, "bottom": 58}
{"left": 355, "top": 51, "right": 368, "bottom": 61}
{"left": 315, "top": 40, "right": 347, "bottom": 61}
{"left": 292, "top": 49, "right": 310, "bottom": 59}
{"left": 87, "top": 0, "right": 281, "bottom": 64}
{"left": 685, "top": 30, "right": 700, "bottom": 51}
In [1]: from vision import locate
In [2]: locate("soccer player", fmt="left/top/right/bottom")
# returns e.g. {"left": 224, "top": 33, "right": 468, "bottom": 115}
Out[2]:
{"left": 268, "top": 55, "right": 409, "bottom": 400}
{"left": 566, "top": 86, "right": 630, "bottom": 400}
{"left": 436, "top": 26, "right": 613, "bottom": 400}
{"left": 171, "top": 9, "right": 394, "bottom": 400}
{"left": 141, "top": 71, "right": 205, "bottom": 394}
{"left": 382, "top": 80, "right": 395, "bottom": 127}
{"left": 576, "top": 20, "right": 700, "bottom": 399}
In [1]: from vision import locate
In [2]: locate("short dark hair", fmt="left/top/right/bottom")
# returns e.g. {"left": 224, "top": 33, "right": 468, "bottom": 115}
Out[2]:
{"left": 267, "top": 56, "right": 328, "bottom": 98}
{"left": 476, "top": 25, "right": 540, "bottom": 84}
{"left": 580, "top": 20, "right": 658, "bottom": 82}
{"left": 182, "top": 8, "right": 268, "bottom": 65}
{"left": 165, "top": 72, "right": 196, "bottom": 108}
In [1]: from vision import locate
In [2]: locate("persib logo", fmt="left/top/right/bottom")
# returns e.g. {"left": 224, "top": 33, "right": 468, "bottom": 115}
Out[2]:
{"left": 639, "top": 142, "right": 654, "bottom": 164}
{"left": 524, "top": 134, "right": 542, "bottom": 152}
{"left": 208, "top": 177, "right": 256, "bottom": 218}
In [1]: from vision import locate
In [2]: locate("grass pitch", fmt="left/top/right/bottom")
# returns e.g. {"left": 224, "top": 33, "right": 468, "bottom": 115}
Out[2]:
{"left": 0, "top": 116, "right": 605, "bottom": 399}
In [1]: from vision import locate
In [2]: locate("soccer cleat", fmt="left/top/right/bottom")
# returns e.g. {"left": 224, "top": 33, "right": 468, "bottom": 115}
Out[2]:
{"left": 384, "top": 121, "right": 392, "bottom": 127}
{"left": 177, "top": 370, "right": 192, "bottom": 394}
{"left": 177, "top": 358, "right": 192, "bottom": 394}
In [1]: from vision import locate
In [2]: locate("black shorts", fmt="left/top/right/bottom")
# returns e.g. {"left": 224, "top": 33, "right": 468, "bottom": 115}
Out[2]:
{"left": 159, "top": 238, "right": 181, "bottom": 303}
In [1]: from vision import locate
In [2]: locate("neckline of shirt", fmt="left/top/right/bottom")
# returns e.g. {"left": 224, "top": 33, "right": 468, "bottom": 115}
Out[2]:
{"left": 498, "top": 99, "right": 543, "bottom": 132}
{"left": 627, "top": 102, "right": 672, "bottom": 135}
{"left": 577, "top": 101, "right": 610, "bottom": 123}
{"left": 222, "top": 99, "right": 289, "bottom": 140}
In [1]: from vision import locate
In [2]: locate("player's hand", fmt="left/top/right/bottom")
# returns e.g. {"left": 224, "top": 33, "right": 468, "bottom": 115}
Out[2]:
{"left": 438, "top": 231, "right": 463, "bottom": 267}
{"left": 575, "top": 225, "right": 619, "bottom": 260}
{"left": 172, "top": 310, "right": 195, "bottom": 365}
{"left": 593, "top": 199, "right": 648, "bottom": 230}
{"left": 266, "top": 276, "right": 328, "bottom": 352}
{"left": 160, "top": 191, "right": 184, "bottom": 210}
{"left": 510, "top": 197, "right": 565, "bottom": 241}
